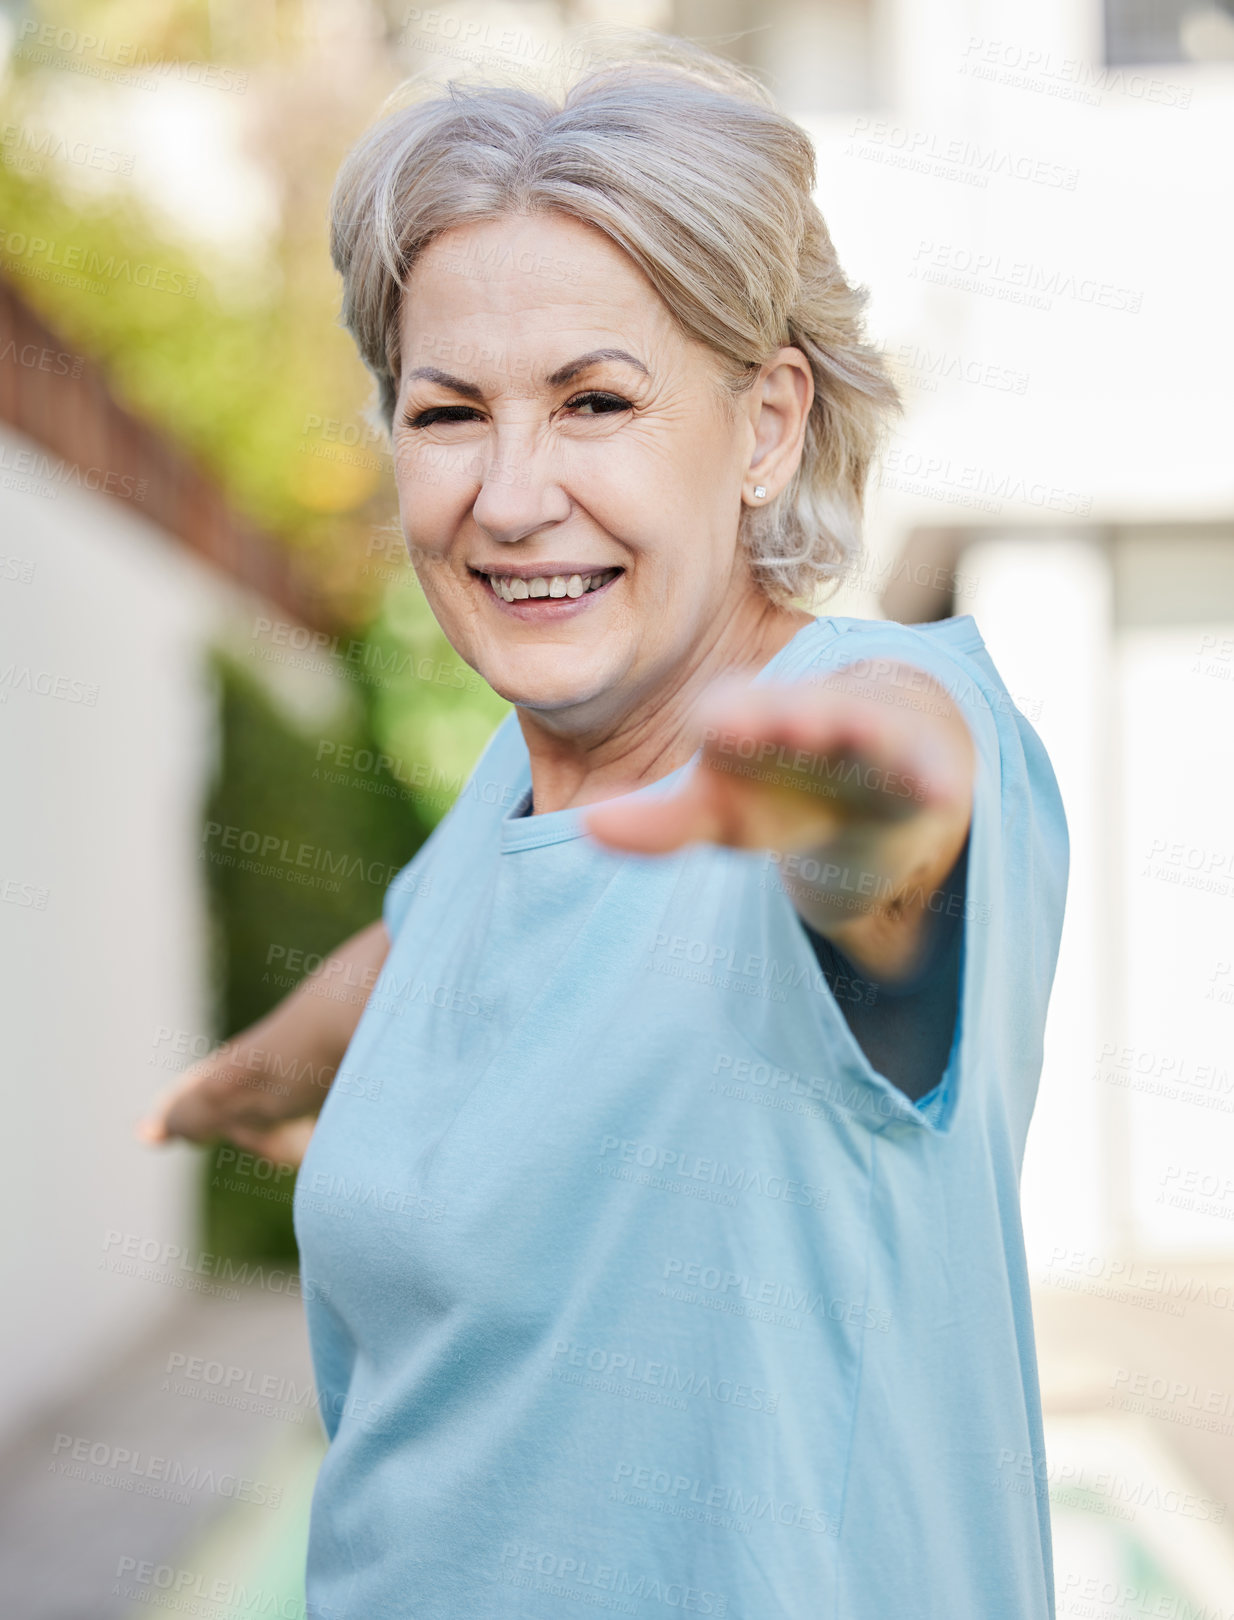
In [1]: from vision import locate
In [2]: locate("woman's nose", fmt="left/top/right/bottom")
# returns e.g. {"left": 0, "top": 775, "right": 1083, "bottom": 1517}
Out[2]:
{"left": 470, "top": 443, "right": 571, "bottom": 544}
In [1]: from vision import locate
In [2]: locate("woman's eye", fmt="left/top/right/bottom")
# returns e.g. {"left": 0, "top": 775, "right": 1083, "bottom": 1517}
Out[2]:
{"left": 401, "top": 393, "right": 630, "bottom": 428}
{"left": 564, "top": 391, "right": 632, "bottom": 416}
{"left": 403, "top": 405, "right": 482, "bottom": 428}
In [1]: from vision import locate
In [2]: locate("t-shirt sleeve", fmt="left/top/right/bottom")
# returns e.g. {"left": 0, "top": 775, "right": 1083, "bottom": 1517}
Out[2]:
{"left": 789, "top": 617, "right": 1070, "bottom": 1150}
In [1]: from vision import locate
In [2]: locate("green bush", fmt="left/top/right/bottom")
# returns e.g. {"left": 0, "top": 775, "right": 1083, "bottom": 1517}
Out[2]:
{"left": 198, "top": 644, "right": 431, "bottom": 1263}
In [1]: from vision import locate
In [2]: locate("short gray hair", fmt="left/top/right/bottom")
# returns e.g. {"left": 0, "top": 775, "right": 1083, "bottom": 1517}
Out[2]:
{"left": 329, "top": 29, "right": 900, "bottom": 605}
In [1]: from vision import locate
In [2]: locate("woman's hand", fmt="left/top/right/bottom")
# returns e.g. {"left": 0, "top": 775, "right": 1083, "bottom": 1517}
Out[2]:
{"left": 135, "top": 918, "right": 392, "bottom": 1168}
{"left": 135, "top": 1037, "right": 327, "bottom": 1167}
{"left": 584, "top": 660, "right": 975, "bottom": 981}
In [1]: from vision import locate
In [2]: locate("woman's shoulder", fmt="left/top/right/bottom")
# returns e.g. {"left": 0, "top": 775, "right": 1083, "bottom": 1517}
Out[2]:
{"left": 815, "top": 611, "right": 988, "bottom": 660}
{"left": 763, "top": 612, "right": 990, "bottom": 690}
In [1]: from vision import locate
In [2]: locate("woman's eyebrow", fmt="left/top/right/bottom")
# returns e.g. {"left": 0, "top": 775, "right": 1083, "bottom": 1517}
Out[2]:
{"left": 402, "top": 349, "right": 649, "bottom": 401}
{"left": 546, "top": 349, "right": 649, "bottom": 387}
{"left": 402, "top": 366, "right": 484, "bottom": 401}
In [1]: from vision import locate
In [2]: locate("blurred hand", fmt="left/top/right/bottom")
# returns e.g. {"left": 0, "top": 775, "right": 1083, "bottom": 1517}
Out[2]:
{"left": 584, "top": 663, "right": 974, "bottom": 982}
{"left": 584, "top": 665, "right": 970, "bottom": 858}
{"left": 135, "top": 918, "right": 391, "bottom": 1170}
{"left": 135, "top": 1041, "right": 327, "bottom": 1167}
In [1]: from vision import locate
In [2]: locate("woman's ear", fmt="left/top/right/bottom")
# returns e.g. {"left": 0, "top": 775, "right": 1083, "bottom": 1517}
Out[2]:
{"left": 742, "top": 345, "right": 814, "bottom": 503}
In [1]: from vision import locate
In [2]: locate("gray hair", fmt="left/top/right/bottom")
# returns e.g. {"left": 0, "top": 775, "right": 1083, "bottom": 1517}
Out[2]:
{"left": 329, "top": 29, "right": 900, "bottom": 605}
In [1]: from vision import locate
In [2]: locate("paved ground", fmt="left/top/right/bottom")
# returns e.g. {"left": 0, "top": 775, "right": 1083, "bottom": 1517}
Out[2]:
{"left": 0, "top": 1285, "right": 322, "bottom": 1619}
{"left": 1034, "top": 1257, "right": 1234, "bottom": 1609}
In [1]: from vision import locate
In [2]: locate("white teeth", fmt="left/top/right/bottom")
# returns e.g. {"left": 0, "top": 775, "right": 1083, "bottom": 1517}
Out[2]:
{"left": 485, "top": 567, "right": 619, "bottom": 599}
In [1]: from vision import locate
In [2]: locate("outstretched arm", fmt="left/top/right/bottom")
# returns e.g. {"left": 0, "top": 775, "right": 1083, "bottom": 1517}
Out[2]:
{"left": 135, "top": 918, "right": 391, "bottom": 1165}
{"left": 584, "top": 660, "right": 975, "bottom": 986}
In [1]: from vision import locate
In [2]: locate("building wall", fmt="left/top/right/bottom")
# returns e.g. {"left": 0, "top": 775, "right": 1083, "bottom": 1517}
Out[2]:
{"left": 959, "top": 526, "right": 1234, "bottom": 1271}
{"left": 0, "top": 421, "right": 244, "bottom": 1447}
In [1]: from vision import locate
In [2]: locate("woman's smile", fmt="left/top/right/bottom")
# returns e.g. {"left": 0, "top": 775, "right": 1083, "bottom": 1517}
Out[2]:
{"left": 469, "top": 561, "right": 624, "bottom": 616}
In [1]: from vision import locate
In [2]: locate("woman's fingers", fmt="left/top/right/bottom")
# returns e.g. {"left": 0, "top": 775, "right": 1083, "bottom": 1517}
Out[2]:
{"left": 136, "top": 1055, "right": 278, "bottom": 1148}
{"left": 585, "top": 672, "right": 961, "bottom": 858}
{"left": 223, "top": 1116, "right": 316, "bottom": 1168}
{"left": 584, "top": 780, "right": 726, "bottom": 853}
{"left": 135, "top": 1069, "right": 316, "bottom": 1167}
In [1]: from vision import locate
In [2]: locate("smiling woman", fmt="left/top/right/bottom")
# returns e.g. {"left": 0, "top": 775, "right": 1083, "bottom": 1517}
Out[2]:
{"left": 138, "top": 28, "right": 1069, "bottom": 1620}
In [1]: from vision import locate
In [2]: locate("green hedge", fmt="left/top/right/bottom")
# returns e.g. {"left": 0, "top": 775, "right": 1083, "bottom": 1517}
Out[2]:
{"left": 198, "top": 645, "right": 431, "bottom": 1264}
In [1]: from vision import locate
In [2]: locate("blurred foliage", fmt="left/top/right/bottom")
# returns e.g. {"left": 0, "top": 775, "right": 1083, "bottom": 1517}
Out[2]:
{"left": 366, "top": 572, "right": 512, "bottom": 794}
{"left": 0, "top": 3, "right": 512, "bottom": 1258}
{"left": 199, "top": 646, "right": 433, "bottom": 1262}
{"left": 200, "top": 591, "right": 505, "bottom": 1262}
{"left": 0, "top": 2, "right": 400, "bottom": 619}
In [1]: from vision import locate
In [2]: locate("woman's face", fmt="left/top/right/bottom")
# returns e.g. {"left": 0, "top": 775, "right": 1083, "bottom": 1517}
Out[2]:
{"left": 392, "top": 210, "right": 797, "bottom": 728}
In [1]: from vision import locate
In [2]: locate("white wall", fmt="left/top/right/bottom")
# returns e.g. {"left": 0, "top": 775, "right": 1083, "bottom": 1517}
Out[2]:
{"left": 795, "top": 0, "right": 1234, "bottom": 615}
{"left": 0, "top": 422, "right": 240, "bottom": 1446}
{"left": 958, "top": 529, "right": 1234, "bottom": 1271}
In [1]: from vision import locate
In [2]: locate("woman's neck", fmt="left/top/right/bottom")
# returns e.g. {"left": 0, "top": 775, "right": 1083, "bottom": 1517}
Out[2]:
{"left": 514, "top": 596, "right": 814, "bottom": 815}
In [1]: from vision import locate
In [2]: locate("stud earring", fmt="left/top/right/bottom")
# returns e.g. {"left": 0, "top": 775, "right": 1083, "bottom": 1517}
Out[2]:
{"left": 752, "top": 485, "right": 767, "bottom": 499}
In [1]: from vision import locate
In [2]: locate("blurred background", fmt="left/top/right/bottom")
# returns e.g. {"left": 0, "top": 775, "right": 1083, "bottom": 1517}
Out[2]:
{"left": 0, "top": 0, "right": 1231, "bottom": 1613}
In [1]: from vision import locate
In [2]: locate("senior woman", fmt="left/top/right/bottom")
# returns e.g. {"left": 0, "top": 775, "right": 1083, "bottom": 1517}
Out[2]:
{"left": 139, "top": 36, "right": 1067, "bottom": 1620}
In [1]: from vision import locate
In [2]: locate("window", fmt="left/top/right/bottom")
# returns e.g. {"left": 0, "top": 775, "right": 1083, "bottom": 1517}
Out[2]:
{"left": 1103, "top": 0, "right": 1234, "bottom": 65}
{"left": 671, "top": 0, "right": 881, "bottom": 112}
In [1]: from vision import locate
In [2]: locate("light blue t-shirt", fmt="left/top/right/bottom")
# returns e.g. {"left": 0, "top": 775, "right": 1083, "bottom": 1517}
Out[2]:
{"left": 293, "top": 612, "right": 1068, "bottom": 1620}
